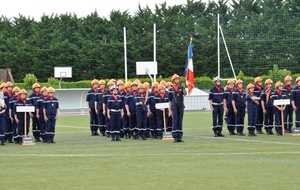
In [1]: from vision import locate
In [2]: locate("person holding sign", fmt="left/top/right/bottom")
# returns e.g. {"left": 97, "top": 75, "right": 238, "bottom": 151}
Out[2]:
{"left": 272, "top": 81, "right": 287, "bottom": 136}
{"left": 155, "top": 84, "right": 169, "bottom": 140}
{"left": 291, "top": 76, "right": 300, "bottom": 128}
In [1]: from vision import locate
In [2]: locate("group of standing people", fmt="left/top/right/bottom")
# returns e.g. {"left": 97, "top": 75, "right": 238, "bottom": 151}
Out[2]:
{"left": 209, "top": 75, "right": 299, "bottom": 137}
{"left": 0, "top": 82, "right": 59, "bottom": 145}
{"left": 86, "top": 74, "right": 187, "bottom": 143}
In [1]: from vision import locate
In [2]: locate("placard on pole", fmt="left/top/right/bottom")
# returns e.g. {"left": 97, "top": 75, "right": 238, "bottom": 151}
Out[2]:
{"left": 155, "top": 102, "right": 172, "bottom": 140}
{"left": 17, "top": 106, "right": 35, "bottom": 146}
{"left": 273, "top": 99, "right": 290, "bottom": 136}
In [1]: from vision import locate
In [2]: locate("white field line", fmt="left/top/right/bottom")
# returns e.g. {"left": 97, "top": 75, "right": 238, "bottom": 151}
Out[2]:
{"left": 0, "top": 152, "right": 300, "bottom": 157}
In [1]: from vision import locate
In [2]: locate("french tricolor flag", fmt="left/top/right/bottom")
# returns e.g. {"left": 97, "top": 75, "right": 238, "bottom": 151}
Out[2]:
{"left": 184, "top": 43, "right": 194, "bottom": 95}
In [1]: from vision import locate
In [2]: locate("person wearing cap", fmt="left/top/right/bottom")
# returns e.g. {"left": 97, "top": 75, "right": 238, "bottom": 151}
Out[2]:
{"left": 13, "top": 89, "right": 33, "bottom": 144}
{"left": 143, "top": 82, "right": 151, "bottom": 138}
{"left": 166, "top": 82, "right": 173, "bottom": 131}
{"left": 272, "top": 81, "right": 286, "bottom": 135}
{"left": 155, "top": 84, "right": 169, "bottom": 139}
{"left": 95, "top": 80, "right": 106, "bottom": 136}
{"left": 36, "top": 86, "right": 48, "bottom": 143}
{"left": 135, "top": 83, "right": 149, "bottom": 140}
{"left": 122, "top": 81, "right": 131, "bottom": 138}
{"left": 209, "top": 76, "right": 225, "bottom": 137}
{"left": 224, "top": 79, "right": 236, "bottom": 135}
{"left": 261, "top": 79, "right": 275, "bottom": 135}
{"left": 3, "top": 82, "right": 13, "bottom": 143}
{"left": 43, "top": 87, "right": 59, "bottom": 143}
{"left": 232, "top": 79, "right": 247, "bottom": 136}
{"left": 125, "top": 81, "right": 138, "bottom": 139}
{"left": 107, "top": 85, "right": 124, "bottom": 141}
{"left": 29, "top": 83, "right": 42, "bottom": 142}
{"left": 148, "top": 81, "right": 159, "bottom": 138}
{"left": 86, "top": 79, "right": 99, "bottom": 136}
{"left": 253, "top": 77, "right": 265, "bottom": 134}
{"left": 169, "top": 74, "right": 187, "bottom": 142}
{"left": 9, "top": 86, "right": 20, "bottom": 144}
{"left": 291, "top": 76, "right": 300, "bottom": 128}
{"left": 282, "top": 76, "right": 293, "bottom": 133}
{"left": 103, "top": 80, "right": 115, "bottom": 137}
{"left": 246, "top": 83, "right": 260, "bottom": 136}
{"left": 0, "top": 83, "right": 6, "bottom": 145}
{"left": 117, "top": 80, "right": 126, "bottom": 138}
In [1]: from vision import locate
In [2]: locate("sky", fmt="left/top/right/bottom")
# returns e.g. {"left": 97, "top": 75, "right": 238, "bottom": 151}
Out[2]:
{"left": 0, "top": 0, "right": 214, "bottom": 21}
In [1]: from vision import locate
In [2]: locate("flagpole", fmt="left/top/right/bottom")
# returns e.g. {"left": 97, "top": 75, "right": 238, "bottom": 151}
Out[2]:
{"left": 124, "top": 27, "right": 128, "bottom": 82}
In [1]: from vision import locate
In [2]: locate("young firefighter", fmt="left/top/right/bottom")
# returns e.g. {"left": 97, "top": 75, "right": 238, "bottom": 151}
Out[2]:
{"left": 36, "top": 86, "right": 48, "bottom": 143}
{"left": 86, "top": 79, "right": 99, "bottom": 136}
{"left": 291, "top": 77, "right": 300, "bottom": 128}
{"left": 246, "top": 83, "right": 260, "bottom": 136}
{"left": 144, "top": 82, "right": 151, "bottom": 137}
{"left": 148, "top": 81, "right": 159, "bottom": 138}
{"left": 166, "top": 82, "right": 173, "bottom": 131}
{"left": 4, "top": 82, "right": 13, "bottom": 143}
{"left": 155, "top": 84, "right": 169, "bottom": 139}
{"left": 0, "top": 83, "right": 6, "bottom": 146}
{"left": 9, "top": 86, "right": 20, "bottom": 144}
{"left": 29, "top": 83, "right": 42, "bottom": 142}
{"left": 14, "top": 89, "right": 33, "bottom": 145}
{"left": 95, "top": 80, "right": 106, "bottom": 136}
{"left": 283, "top": 76, "right": 293, "bottom": 133}
{"left": 209, "top": 76, "right": 225, "bottom": 137}
{"left": 169, "top": 74, "right": 187, "bottom": 142}
{"left": 103, "top": 80, "right": 114, "bottom": 137}
{"left": 261, "top": 79, "right": 274, "bottom": 135}
{"left": 232, "top": 79, "right": 247, "bottom": 136}
{"left": 125, "top": 81, "right": 138, "bottom": 139}
{"left": 107, "top": 85, "right": 124, "bottom": 141}
{"left": 122, "top": 81, "right": 131, "bottom": 138}
{"left": 224, "top": 79, "right": 236, "bottom": 135}
{"left": 273, "top": 81, "right": 286, "bottom": 136}
{"left": 135, "top": 83, "right": 149, "bottom": 140}
{"left": 43, "top": 87, "right": 59, "bottom": 143}
{"left": 254, "top": 77, "right": 265, "bottom": 134}
{"left": 117, "top": 80, "right": 126, "bottom": 138}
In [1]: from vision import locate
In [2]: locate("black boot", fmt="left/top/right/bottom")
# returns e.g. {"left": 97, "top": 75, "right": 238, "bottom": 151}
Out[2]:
{"left": 116, "top": 135, "right": 121, "bottom": 141}
{"left": 217, "top": 130, "right": 225, "bottom": 137}
{"left": 111, "top": 136, "right": 116, "bottom": 141}
{"left": 229, "top": 131, "right": 236, "bottom": 135}
{"left": 7, "top": 136, "right": 13, "bottom": 143}
{"left": 248, "top": 130, "right": 253, "bottom": 136}
{"left": 269, "top": 129, "right": 274, "bottom": 135}
{"left": 173, "top": 137, "right": 178, "bottom": 143}
{"left": 1, "top": 141, "right": 5, "bottom": 146}
{"left": 177, "top": 138, "right": 185, "bottom": 142}
{"left": 287, "top": 127, "right": 292, "bottom": 133}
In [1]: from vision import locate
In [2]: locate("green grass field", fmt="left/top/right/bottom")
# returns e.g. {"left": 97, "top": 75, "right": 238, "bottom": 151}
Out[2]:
{"left": 1, "top": 111, "right": 299, "bottom": 190}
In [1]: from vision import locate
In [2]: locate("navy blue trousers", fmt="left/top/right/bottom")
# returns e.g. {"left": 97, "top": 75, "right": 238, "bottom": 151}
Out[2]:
{"left": 172, "top": 107, "right": 184, "bottom": 138}
{"left": 45, "top": 115, "right": 56, "bottom": 140}
{"left": 110, "top": 113, "right": 121, "bottom": 137}
{"left": 284, "top": 105, "right": 293, "bottom": 129}
{"left": 136, "top": 110, "right": 147, "bottom": 136}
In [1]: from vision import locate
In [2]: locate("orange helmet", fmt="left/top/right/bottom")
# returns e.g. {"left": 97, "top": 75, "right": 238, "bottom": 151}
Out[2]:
{"left": 167, "top": 81, "right": 173, "bottom": 87}
{"left": 143, "top": 82, "right": 150, "bottom": 89}
{"left": 19, "top": 89, "right": 28, "bottom": 95}
{"left": 227, "top": 79, "right": 235, "bottom": 85}
{"left": 107, "top": 80, "right": 114, "bottom": 87}
{"left": 12, "top": 86, "right": 20, "bottom": 93}
{"left": 160, "top": 80, "right": 166, "bottom": 86}
{"left": 138, "top": 84, "right": 145, "bottom": 89}
{"left": 0, "top": 83, "right": 5, "bottom": 89}
{"left": 152, "top": 82, "right": 159, "bottom": 88}
{"left": 47, "top": 87, "right": 55, "bottom": 93}
{"left": 265, "top": 79, "right": 273, "bottom": 85}
{"left": 110, "top": 78, "right": 117, "bottom": 84}
{"left": 275, "top": 81, "right": 283, "bottom": 89}
{"left": 98, "top": 80, "right": 106, "bottom": 85}
{"left": 246, "top": 83, "right": 255, "bottom": 90}
{"left": 134, "top": 79, "right": 141, "bottom": 85}
{"left": 254, "top": 77, "right": 262, "bottom": 84}
{"left": 117, "top": 80, "right": 124, "bottom": 86}
{"left": 91, "top": 79, "right": 98, "bottom": 85}
{"left": 235, "top": 79, "right": 244, "bottom": 85}
{"left": 124, "top": 81, "right": 131, "bottom": 89}
{"left": 158, "top": 84, "right": 165, "bottom": 91}
{"left": 284, "top": 76, "right": 292, "bottom": 83}
{"left": 171, "top": 74, "right": 180, "bottom": 81}
{"left": 40, "top": 86, "right": 47, "bottom": 92}
{"left": 32, "top": 83, "right": 40, "bottom": 90}
{"left": 131, "top": 81, "right": 138, "bottom": 87}
{"left": 5, "top": 82, "right": 13, "bottom": 88}
{"left": 295, "top": 76, "right": 300, "bottom": 83}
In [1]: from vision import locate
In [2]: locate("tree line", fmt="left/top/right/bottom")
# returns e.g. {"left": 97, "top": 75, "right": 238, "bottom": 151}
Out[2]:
{"left": 1, "top": 0, "right": 300, "bottom": 82}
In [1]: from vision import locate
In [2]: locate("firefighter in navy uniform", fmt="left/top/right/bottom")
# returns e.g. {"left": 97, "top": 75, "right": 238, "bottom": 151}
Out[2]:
{"left": 209, "top": 76, "right": 225, "bottom": 137}
{"left": 155, "top": 84, "right": 169, "bottom": 139}
{"left": 9, "top": 87, "right": 20, "bottom": 144}
{"left": 168, "top": 74, "right": 187, "bottom": 142}
{"left": 283, "top": 76, "right": 293, "bottom": 133}
{"left": 0, "top": 83, "right": 6, "bottom": 145}
{"left": 43, "top": 87, "right": 59, "bottom": 143}
{"left": 3, "top": 82, "right": 13, "bottom": 143}
{"left": 166, "top": 82, "right": 173, "bottom": 131}
{"left": 224, "top": 79, "right": 236, "bottom": 135}
{"left": 291, "top": 77, "right": 300, "bottom": 128}
{"left": 148, "top": 81, "right": 159, "bottom": 138}
{"left": 272, "top": 81, "right": 286, "bottom": 136}
{"left": 107, "top": 85, "right": 124, "bottom": 141}
{"left": 254, "top": 77, "right": 265, "bottom": 134}
{"left": 122, "top": 81, "right": 131, "bottom": 138}
{"left": 36, "top": 86, "right": 48, "bottom": 143}
{"left": 144, "top": 82, "right": 151, "bottom": 137}
{"left": 86, "top": 79, "right": 99, "bottom": 136}
{"left": 103, "top": 80, "right": 114, "bottom": 137}
{"left": 95, "top": 80, "right": 106, "bottom": 136}
{"left": 135, "top": 83, "right": 149, "bottom": 140}
{"left": 117, "top": 80, "right": 126, "bottom": 138}
{"left": 29, "top": 83, "right": 42, "bottom": 142}
{"left": 261, "top": 79, "right": 274, "bottom": 135}
{"left": 13, "top": 89, "right": 33, "bottom": 145}
{"left": 125, "top": 81, "right": 138, "bottom": 139}
{"left": 246, "top": 83, "right": 260, "bottom": 136}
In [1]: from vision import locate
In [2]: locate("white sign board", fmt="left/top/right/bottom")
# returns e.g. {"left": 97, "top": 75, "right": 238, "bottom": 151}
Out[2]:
{"left": 274, "top": 99, "right": 290, "bottom": 106}
{"left": 54, "top": 67, "right": 72, "bottom": 78}
{"left": 136, "top": 61, "right": 157, "bottom": 75}
{"left": 16, "top": 106, "right": 35, "bottom": 112}
{"left": 155, "top": 103, "right": 169, "bottom": 109}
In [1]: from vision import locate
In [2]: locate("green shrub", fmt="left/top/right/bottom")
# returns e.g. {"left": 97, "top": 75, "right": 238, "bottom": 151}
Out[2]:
{"left": 23, "top": 73, "right": 38, "bottom": 89}
{"left": 48, "top": 77, "right": 59, "bottom": 86}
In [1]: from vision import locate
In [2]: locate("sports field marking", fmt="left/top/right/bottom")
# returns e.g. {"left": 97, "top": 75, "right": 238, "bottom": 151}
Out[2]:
{"left": 56, "top": 124, "right": 86, "bottom": 129}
